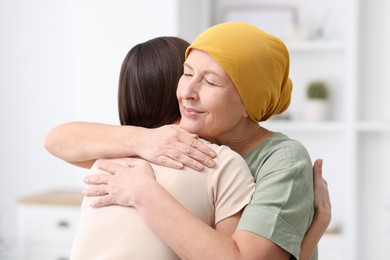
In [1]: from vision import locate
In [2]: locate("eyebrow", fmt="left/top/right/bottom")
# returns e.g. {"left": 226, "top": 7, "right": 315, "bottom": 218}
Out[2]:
{"left": 183, "top": 62, "right": 192, "bottom": 70}
{"left": 183, "top": 62, "right": 222, "bottom": 78}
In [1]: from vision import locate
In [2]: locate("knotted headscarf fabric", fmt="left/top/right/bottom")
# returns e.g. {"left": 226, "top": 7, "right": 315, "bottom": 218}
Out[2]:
{"left": 185, "top": 22, "right": 292, "bottom": 122}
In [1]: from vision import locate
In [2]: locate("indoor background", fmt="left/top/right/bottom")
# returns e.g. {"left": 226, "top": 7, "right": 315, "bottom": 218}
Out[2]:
{"left": 0, "top": 0, "right": 389, "bottom": 259}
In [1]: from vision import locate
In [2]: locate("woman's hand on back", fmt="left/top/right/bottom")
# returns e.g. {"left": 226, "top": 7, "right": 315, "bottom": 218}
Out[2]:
{"left": 299, "top": 159, "right": 331, "bottom": 260}
{"left": 83, "top": 158, "right": 154, "bottom": 207}
{"left": 44, "top": 122, "right": 216, "bottom": 171}
{"left": 137, "top": 125, "right": 216, "bottom": 171}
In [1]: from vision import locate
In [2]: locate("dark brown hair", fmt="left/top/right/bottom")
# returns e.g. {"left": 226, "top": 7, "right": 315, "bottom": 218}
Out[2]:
{"left": 118, "top": 37, "right": 189, "bottom": 128}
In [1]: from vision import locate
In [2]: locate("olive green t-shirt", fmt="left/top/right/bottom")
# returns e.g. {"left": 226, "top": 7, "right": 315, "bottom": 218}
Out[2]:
{"left": 237, "top": 132, "right": 317, "bottom": 260}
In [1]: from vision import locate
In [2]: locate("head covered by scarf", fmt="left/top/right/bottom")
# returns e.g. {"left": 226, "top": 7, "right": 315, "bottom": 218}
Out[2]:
{"left": 185, "top": 22, "right": 292, "bottom": 122}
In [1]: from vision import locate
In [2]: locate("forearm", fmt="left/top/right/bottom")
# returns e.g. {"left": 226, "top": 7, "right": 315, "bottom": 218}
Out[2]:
{"left": 45, "top": 122, "right": 217, "bottom": 170}
{"left": 299, "top": 209, "right": 331, "bottom": 260}
{"left": 134, "top": 178, "right": 241, "bottom": 260}
{"left": 44, "top": 121, "right": 141, "bottom": 167}
{"left": 86, "top": 160, "right": 288, "bottom": 259}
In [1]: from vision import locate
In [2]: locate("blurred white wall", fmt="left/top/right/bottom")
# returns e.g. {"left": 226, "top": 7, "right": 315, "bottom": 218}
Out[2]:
{"left": 1, "top": 0, "right": 389, "bottom": 259}
{"left": 0, "top": 0, "right": 184, "bottom": 258}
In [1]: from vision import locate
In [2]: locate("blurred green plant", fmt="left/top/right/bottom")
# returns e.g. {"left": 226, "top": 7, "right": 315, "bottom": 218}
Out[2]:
{"left": 307, "top": 81, "right": 329, "bottom": 99}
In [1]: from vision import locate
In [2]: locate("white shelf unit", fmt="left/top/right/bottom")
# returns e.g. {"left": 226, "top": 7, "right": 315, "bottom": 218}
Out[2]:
{"left": 213, "top": 0, "right": 362, "bottom": 259}
{"left": 17, "top": 190, "right": 83, "bottom": 260}
{"left": 357, "top": 0, "right": 390, "bottom": 259}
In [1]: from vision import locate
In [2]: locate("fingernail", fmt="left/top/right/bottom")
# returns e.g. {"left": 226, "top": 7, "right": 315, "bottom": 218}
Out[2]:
{"left": 207, "top": 159, "right": 216, "bottom": 168}
{"left": 176, "top": 162, "right": 184, "bottom": 169}
{"left": 195, "top": 163, "right": 204, "bottom": 171}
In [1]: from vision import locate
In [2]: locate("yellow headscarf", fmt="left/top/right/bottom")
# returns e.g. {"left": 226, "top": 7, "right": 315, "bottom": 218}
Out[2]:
{"left": 185, "top": 22, "right": 292, "bottom": 122}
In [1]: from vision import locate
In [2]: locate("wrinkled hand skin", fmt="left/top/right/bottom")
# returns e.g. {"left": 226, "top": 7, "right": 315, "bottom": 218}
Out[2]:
{"left": 138, "top": 125, "right": 216, "bottom": 171}
{"left": 83, "top": 158, "right": 155, "bottom": 208}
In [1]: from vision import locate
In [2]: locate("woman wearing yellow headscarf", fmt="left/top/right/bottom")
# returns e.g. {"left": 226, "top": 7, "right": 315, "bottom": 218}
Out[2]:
{"left": 186, "top": 22, "right": 292, "bottom": 123}
{"left": 174, "top": 22, "right": 315, "bottom": 259}
{"left": 47, "top": 22, "right": 330, "bottom": 260}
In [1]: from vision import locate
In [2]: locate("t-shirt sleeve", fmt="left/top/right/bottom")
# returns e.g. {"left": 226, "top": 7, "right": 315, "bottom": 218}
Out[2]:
{"left": 209, "top": 146, "right": 255, "bottom": 225}
{"left": 236, "top": 141, "right": 315, "bottom": 260}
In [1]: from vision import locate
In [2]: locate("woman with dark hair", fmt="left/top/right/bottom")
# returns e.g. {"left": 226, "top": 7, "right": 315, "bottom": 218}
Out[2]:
{"left": 46, "top": 28, "right": 331, "bottom": 259}
{"left": 69, "top": 36, "right": 255, "bottom": 259}
{"left": 117, "top": 37, "right": 184, "bottom": 128}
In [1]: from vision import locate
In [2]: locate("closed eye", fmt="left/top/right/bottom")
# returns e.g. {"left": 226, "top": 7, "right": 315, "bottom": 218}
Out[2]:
{"left": 205, "top": 79, "right": 218, "bottom": 86}
{"left": 183, "top": 63, "right": 193, "bottom": 77}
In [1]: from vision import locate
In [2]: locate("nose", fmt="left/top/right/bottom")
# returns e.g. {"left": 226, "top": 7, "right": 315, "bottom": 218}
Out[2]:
{"left": 178, "top": 76, "right": 200, "bottom": 101}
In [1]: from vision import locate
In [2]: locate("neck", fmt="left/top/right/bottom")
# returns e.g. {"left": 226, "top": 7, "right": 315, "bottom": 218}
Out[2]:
{"left": 215, "top": 121, "right": 273, "bottom": 157}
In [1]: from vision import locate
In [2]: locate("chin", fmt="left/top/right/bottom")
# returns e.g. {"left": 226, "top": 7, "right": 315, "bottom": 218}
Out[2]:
{"left": 179, "top": 121, "right": 201, "bottom": 134}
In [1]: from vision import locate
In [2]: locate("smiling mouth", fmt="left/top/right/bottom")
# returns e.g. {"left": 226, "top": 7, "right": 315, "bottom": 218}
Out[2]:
{"left": 182, "top": 106, "right": 203, "bottom": 117}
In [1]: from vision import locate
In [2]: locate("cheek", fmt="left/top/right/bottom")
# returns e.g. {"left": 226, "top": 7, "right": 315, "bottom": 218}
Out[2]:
{"left": 207, "top": 101, "right": 229, "bottom": 118}
{"left": 228, "top": 89, "right": 247, "bottom": 116}
{"left": 176, "top": 77, "right": 185, "bottom": 100}
{"left": 205, "top": 93, "right": 244, "bottom": 121}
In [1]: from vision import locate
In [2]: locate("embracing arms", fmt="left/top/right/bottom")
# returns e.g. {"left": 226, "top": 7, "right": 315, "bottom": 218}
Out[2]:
{"left": 84, "top": 158, "right": 331, "bottom": 260}
{"left": 45, "top": 122, "right": 331, "bottom": 259}
{"left": 44, "top": 121, "right": 216, "bottom": 169}
{"left": 84, "top": 159, "right": 290, "bottom": 259}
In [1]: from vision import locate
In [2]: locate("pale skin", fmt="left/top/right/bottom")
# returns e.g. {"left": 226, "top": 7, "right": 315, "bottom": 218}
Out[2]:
{"left": 78, "top": 50, "right": 331, "bottom": 259}
{"left": 44, "top": 50, "right": 331, "bottom": 259}
{"left": 45, "top": 122, "right": 217, "bottom": 170}
{"left": 301, "top": 159, "right": 331, "bottom": 260}
{"left": 83, "top": 158, "right": 330, "bottom": 260}
{"left": 46, "top": 122, "right": 330, "bottom": 258}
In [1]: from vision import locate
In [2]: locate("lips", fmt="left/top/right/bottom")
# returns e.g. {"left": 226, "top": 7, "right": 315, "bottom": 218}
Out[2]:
{"left": 182, "top": 106, "right": 203, "bottom": 117}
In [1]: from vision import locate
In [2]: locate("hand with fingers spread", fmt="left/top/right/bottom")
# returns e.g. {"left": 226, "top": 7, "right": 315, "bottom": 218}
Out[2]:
{"left": 136, "top": 125, "right": 217, "bottom": 171}
{"left": 83, "top": 158, "right": 155, "bottom": 208}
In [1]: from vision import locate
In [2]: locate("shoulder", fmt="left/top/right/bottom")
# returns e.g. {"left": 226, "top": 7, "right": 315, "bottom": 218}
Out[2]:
{"left": 199, "top": 138, "right": 253, "bottom": 188}
{"left": 254, "top": 133, "right": 310, "bottom": 165}
{"left": 246, "top": 133, "right": 312, "bottom": 181}
{"left": 268, "top": 133, "right": 309, "bottom": 156}
{"left": 201, "top": 139, "right": 249, "bottom": 167}
{"left": 200, "top": 141, "right": 255, "bottom": 224}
